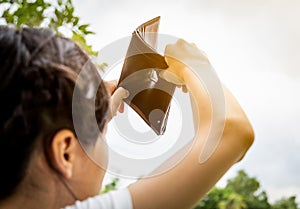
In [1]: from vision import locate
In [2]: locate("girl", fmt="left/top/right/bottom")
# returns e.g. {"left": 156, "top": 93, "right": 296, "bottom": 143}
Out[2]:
{"left": 0, "top": 26, "right": 254, "bottom": 209}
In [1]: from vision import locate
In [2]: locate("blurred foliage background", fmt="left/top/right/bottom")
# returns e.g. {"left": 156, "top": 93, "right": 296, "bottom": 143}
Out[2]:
{"left": 194, "top": 170, "right": 299, "bottom": 209}
{"left": 0, "top": 0, "right": 107, "bottom": 70}
{"left": 0, "top": 1, "right": 298, "bottom": 208}
{"left": 1, "top": 0, "right": 97, "bottom": 54}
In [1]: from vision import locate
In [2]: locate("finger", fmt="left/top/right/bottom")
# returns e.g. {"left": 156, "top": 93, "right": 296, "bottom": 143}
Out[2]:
{"left": 109, "top": 87, "right": 129, "bottom": 119}
{"left": 182, "top": 85, "right": 188, "bottom": 93}
{"left": 104, "top": 80, "right": 118, "bottom": 95}
{"left": 159, "top": 70, "right": 184, "bottom": 85}
{"left": 118, "top": 102, "right": 125, "bottom": 113}
{"left": 176, "top": 38, "right": 188, "bottom": 46}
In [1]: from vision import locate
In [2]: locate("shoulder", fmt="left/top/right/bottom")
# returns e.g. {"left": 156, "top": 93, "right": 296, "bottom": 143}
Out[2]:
{"left": 64, "top": 189, "right": 133, "bottom": 209}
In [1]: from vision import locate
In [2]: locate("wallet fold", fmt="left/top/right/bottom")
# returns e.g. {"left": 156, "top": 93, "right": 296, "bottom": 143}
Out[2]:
{"left": 118, "top": 16, "right": 176, "bottom": 135}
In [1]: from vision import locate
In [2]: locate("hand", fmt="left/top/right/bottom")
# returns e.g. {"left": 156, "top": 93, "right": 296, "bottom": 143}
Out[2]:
{"left": 104, "top": 80, "right": 129, "bottom": 120}
{"left": 160, "top": 39, "right": 211, "bottom": 92}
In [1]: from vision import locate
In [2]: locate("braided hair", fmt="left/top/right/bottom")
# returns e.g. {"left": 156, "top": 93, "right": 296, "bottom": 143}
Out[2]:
{"left": 0, "top": 26, "right": 109, "bottom": 199}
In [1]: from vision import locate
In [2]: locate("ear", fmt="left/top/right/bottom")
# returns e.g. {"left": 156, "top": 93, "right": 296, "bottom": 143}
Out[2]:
{"left": 50, "top": 129, "right": 78, "bottom": 179}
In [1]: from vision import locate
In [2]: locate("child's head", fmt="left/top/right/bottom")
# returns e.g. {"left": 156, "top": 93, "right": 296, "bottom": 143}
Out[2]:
{"left": 0, "top": 26, "right": 109, "bottom": 201}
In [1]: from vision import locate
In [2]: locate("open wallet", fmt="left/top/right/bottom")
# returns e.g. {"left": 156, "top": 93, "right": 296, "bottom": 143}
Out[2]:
{"left": 117, "top": 16, "right": 176, "bottom": 135}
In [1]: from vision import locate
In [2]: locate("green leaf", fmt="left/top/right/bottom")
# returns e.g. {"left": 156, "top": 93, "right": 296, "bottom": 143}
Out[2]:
{"left": 101, "top": 178, "right": 119, "bottom": 194}
{"left": 1, "top": 0, "right": 98, "bottom": 56}
{"left": 78, "top": 24, "right": 89, "bottom": 31}
{"left": 71, "top": 30, "right": 98, "bottom": 56}
{"left": 72, "top": 16, "right": 79, "bottom": 26}
{"left": 96, "top": 62, "right": 108, "bottom": 72}
{"left": 2, "top": 9, "right": 14, "bottom": 24}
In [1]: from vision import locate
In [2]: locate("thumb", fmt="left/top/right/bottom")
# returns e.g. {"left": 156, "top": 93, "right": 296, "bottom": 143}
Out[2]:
{"left": 109, "top": 87, "right": 129, "bottom": 119}
{"left": 159, "top": 68, "right": 185, "bottom": 85}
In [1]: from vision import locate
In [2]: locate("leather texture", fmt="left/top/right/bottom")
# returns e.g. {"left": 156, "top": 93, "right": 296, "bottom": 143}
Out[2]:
{"left": 118, "top": 16, "right": 176, "bottom": 135}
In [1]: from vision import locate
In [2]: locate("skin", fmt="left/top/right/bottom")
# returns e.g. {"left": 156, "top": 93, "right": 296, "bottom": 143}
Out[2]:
{"left": 0, "top": 130, "right": 106, "bottom": 209}
{"left": 129, "top": 39, "right": 254, "bottom": 209}
{"left": 0, "top": 40, "right": 254, "bottom": 209}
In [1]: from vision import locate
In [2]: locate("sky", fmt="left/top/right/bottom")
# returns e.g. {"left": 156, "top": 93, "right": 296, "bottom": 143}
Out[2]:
{"left": 73, "top": 0, "right": 300, "bottom": 203}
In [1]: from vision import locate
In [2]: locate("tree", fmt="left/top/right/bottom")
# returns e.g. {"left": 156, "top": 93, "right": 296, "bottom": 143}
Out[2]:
{"left": 194, "top": 187, "right": 231, "bottom": 209}
{"left": 193, "top": 170, "right": 298, "bottom": 209}
{"left": 226, "top": 170, "right": 260, "bottom": 197}
{"left": 194, "top": 187, "right": 247, "bottom": 209}
{"left": 0, "top": 0, "right": 97, "bottom": 56}
{"left": 225, "top": 170, "right": 271, "bottom": 209}
{"left": 272, "top": 196, "right": 299, "bottom": 209}
{"left": 218, "top": 193, "right": 247, "bottom": 209}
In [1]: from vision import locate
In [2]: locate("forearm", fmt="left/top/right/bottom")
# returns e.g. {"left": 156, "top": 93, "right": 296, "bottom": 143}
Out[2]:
{"left": 185, "top": 67, "right": 254, "bottom": 139}
{"left": 129, "top": 90, "right": 254, "bottom": 209}
{"left": 129, "top": 69, "right": 254, "bottom": 209}
{"left": 184, "top": 67, "right": 213, "bottom": 128}
{"left": 129, "top": 119, "right": 253, "bottom": 209}
{"left": 129, "top": 39, "right": 254, "bottom": 209}
{"left": 185, "top": 66, "right": 254, "bottom": 163}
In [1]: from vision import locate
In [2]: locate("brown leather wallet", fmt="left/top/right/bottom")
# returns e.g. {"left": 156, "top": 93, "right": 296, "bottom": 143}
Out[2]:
{"left": 117, "top": 16, "right": 176, "bottom": 135}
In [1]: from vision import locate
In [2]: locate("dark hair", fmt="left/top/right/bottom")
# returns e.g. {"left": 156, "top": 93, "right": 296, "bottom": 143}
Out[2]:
{"left": 0, "top": 26, "right": 109, "bottom": 199}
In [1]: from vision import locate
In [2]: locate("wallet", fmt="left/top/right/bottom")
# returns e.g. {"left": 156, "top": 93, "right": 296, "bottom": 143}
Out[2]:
{"left": 117, "top": 16, "right": 176, "bottom": 135}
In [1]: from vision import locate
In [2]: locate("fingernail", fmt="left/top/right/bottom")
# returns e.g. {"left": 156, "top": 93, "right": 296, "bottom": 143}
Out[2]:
{"left": 124, "top": 90, "right": 129, "bottom": 98}
{"left": 119, "top": 87, "right": 129, "bottom": 98}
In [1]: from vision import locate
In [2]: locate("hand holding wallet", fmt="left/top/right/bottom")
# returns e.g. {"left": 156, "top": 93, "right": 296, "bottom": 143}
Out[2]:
{"left": 117, "top": 17, "right": 176, "bottom": 135}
